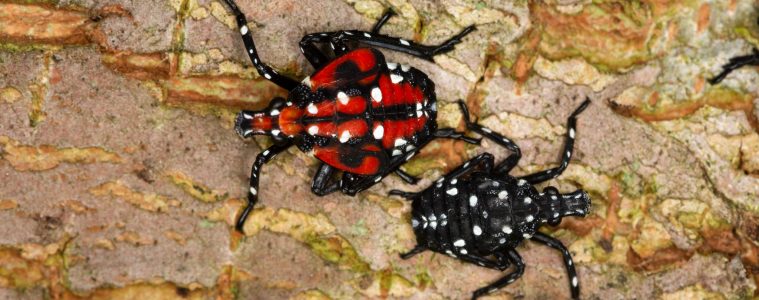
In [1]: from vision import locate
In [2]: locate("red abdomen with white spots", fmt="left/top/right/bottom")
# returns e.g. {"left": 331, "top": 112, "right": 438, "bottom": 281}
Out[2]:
{"left": 239, "top": 48, "right": 438, "bottom": 175}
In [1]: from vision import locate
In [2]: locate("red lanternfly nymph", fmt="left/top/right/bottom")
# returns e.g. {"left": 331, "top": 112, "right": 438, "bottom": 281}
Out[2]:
{"left": 222, "top": 0, "right": 478, "bottom": 231}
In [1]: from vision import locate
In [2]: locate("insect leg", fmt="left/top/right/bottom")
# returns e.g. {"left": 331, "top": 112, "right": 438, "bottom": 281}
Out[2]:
{"left": 222, "top": 0, "right": 299, "bottom": 90}
{"left": 394, "top": 168, "right": 420, "bottom": 184}
{"left": 471, "top": 249, "right": 525, "bottom": 300}
{"left": 299, "top": 33, "right": 349, "bottom": 64}
{"left": 323, "top": 24, "right": 475, "bottom": 61}
{"left": 399, "top": 245, "right": 426, "bottom": 259}
{"left": 531, "top": 232, "right": 580, "bottom": 299}
{"left": 311, "top": 163, "right": 341, "bottom": 196}
{"left": 457, "top": 254, "right": 509, "bottom": 271}
{"left": 236, "top": 142, "right": 293, "bottom": 232}
{"left": 457, "top": 100, "right": 522, "bottom": 174}
{"left": 371, "top": 9, "right": 396, "bottom": 33}
{"left": 709, "top": 48, "right": 759, "bottom": 84}
{"left": 442, "top": 153, "right": 494, "bottom": 180}
{"left": 433, "top": 128, "right": 481, "bottom": 144}
{"left": 388, "top": 189, "right": 417, "bottom": 200}
{"left": 519, "top": 98, "right": 591, "bottom": 184}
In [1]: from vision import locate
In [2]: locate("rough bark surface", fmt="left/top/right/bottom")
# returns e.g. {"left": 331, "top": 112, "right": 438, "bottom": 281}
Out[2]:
{"left": 1, "top": 0, "right": 758, "bottom": 299}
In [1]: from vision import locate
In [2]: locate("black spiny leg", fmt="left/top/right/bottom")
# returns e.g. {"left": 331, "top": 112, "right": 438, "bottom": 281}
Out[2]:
{"left": 394, "top": 168, "right": 420, "bottom": 184}
{"left": 236, "top": 142, "right": 293, "bottom": 232}
{"left": 472, "top": 249, "right": 525, "bottom": 300}
{"left": 371, "top": 9, "right": 395, "bottom": 33}
{"left": 311, "top": 163, "right": 341, "bottom": 196}
{"left": 709, "top": 48, "right": 759, "bottom": 84}
{"left": 399, "top": 245, "right": 426, "bottom": 259}
{"left": 222, "top": 0, "right": 299, "bottom": 90}
{"left": 457, "top": 100, "right": 522, "bottom": 174}
{"left": 301, "top": 25, "right": 476, "bottom": 62}
{"left": 531, "top": 232, "right": 580, "bottom": 299}
{"left": 433, "top": 128, "right": 481, "bottom": 144}
{"left": 519, "top": 98, "right": 591, "bottom": 184}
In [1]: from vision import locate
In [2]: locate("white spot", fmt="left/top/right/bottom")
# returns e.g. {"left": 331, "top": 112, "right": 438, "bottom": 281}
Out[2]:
{"left": 498, "top": 191, "right": 508, "bottom": 199}
{"left": 440, "top": 220, "right": 448, "bottom": 226}
{"left": 450, "top": 179, "right": 457, "bottom": 185}
{"left": 572, "top": 277, "right": 578, "bottom": 287}
{"left": 469, "top": 195, "right": 478, "bottom": 207}
{"left": 416, "top": 103, "right": 423, "bottom": 111}
{"left": 526, "top": 215, "right": 534, "bottom": 222}
{"left": 575, "top": 193, "right": 583, "bottom": 199}
{"left": 243, "top": 129, "right": 253, "bottom": 136}
{"left": 446, "top": 250, "right": 455, "bottom": 257}
{"left": 483, "top": 211, "right": 488, "bottom": 218}
{"left": 337, "top": 91, "right": 349, "bottom": 105}
{"left": 453, "top": 239, "right": 466, "bottom": 247}
{"left": 553, "top": 212, "right": 560, "bottom": 218}
{"left": 371, "top": 87, "right": 382, "bottom": 102}
{"left": 242, "top": 113, "right": 253, "bottom": 120}
{"left": 405, "top": 145, "right": 415, "bottom": 152}
{"left": 307, "top": 103, "right": 318, "bottom": 114}
{"left": 391, "top": 74, "right": 403, "bottom": 83}
{"left": 517, "top": 179, "right": 527, "bottom": 186}
{"left": 264, "top": 73, "right": 272, "bottom": 80}
{"left": 440, "top": 213, "right": 447, "bottom": 219}
{"left": 249, "top": 187, "right": 257, "bottom": 195}
{"left": 248, "top": 49, "right": 254, "bottom": 54}
{"left": 446, "top": 188, "right": 458, "bottom": 196}
{"left": 405, "top": 153, "right": 414, "bottom": 161}
{"left": 576, "top": 209, "right": 585, "bottom": 214}
{"left": 499, "top": 238, "right": 506, "bottom": 244}
{"left": 401, "top": 64, "right": 410, "bottom": 72}
{"left": 568, "top": 259, "right": 573, "bottom": 266}
{"left": 373, "top": 125, "right": 384, "bottom": 139}
{"left": 416, "top": 110, "right": 423, "bottom": 117}
{"left": 387, "top": 62, "right": 398, "bottom": 70}
{"left": 302, "top": 76, "right": 312, "bottom": 87}
{"left": 492, "top": 182, "right": 500, "bottom": 187}
{"left": 271, "top": 129, "right": 280, "bottom": 136}
{"left": 473, "top": 225, "right": 482, "bottom": 236}
{"left": 460, "top": 249, "right": 468, "bottom": 255}
{"left": 240, "top": 25, "right": 249, "bottom": 35}
{"left": 394, "top": 138, "right": 407, "bottom": 147}
{"left": 430, "top": 221, "right": 437, "bottom": 229}
{"left": 392, "top": 149, "right": 402, "bottom": 156}
{"left": 270, "top": 109, "right": 280, "bottom": 116}
{"left": 569, "top": 128, "right": 576, "bottom": 138}
{"left": 308, "top": 125, "right": 319, "bottom": 135}
{"left": 463, "top": 162, "right": 470, "bottom": 168}
{"left": 502, "top": 226, "right": 512, "bottom": 234}
{"left": 263, "top": 150, "right": 270, "bottom": 156}
{"left": 481, "top": 127, "right": 492, "bottom": 133}
{"left": 339, "top": 131, "right": 351, "bottom": 143}
{"left": 412, "top": 219, "right": 419, "bottom": 228}
{"left": 399, "top": 39, "right": 410, "bottom": 46}
{"left": 363, "top": 32, "right": 371, "bottom": 38}
{"left": 344, "top": 31, "right": 354, "bottom": 35}
{"left": 374, "top": 176, "right": 382, "bottom": 182}
{"left": 422, "top": 222, "right": 427, "bottom": 229}
{"left": 429, "top": 215, "right": 436, "bottom": 221}
{"left": 523, "top": 233, "right": 532, "bottom": 239}
{"left": 524, "top": 197, "right": 532, "bottom": 204}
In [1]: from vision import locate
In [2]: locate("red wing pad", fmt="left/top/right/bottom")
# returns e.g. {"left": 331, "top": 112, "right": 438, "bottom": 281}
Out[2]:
{"left": 314, "top": 143, "right": 389, "bottom": 175}
{"left": 310, "top": 48, "right": 385, "bottom": 91}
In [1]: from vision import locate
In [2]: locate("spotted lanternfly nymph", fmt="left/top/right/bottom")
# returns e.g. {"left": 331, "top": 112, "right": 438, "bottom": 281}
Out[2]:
{"left": 222, "top": 0, "right": 479, "bottom": 231}
{"left": 390, "top": 99, "right": 592, "bottom": 300}
{"left": 709, "top": 18, "right": 759, "bottom": 84}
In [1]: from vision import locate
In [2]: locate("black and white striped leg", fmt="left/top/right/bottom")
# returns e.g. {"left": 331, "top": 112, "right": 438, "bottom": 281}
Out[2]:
{"left": 395, "top": 168, "right": 419, "bottom": 184}
{"left": 708, "top": 48, "right": 759, "bottom": 84}
{"left": 459, "top": 254, "right": 509, "bottom": 271}
{"left": 235, "top": 142, "right": 293, "bottom": 232}
{"left": 519, "top": 98, "right": 591, "bottom": 184}
{"left": 311, "top": 163, "right": 341, "bottom": 196}
{"left": 441, "top": 153, "right": 494, "bottom": 181}
{"left": 433, "top": 128, "right": 481, "bottom": 144}
{"left": 222, "top": 0, "right": 299, "bottom": 91}
{"left": 531, "top": 232, "right": 580, "bottom": 299}
{"left": 399, "top": 245, "right": 426, "bottom": 259}
{"left": 457, "top": 100, "right": 522, "bottom": 174}
{"left": 371, "top": 9, "right": 396, "bottom": 33}
{"left": 471, "top": 249, "right": 525, "bottom": 300}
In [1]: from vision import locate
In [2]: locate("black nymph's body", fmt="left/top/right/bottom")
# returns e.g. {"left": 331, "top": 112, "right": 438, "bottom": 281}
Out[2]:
{"left": 392, "top": 99, "right": 592, "bottom": 300}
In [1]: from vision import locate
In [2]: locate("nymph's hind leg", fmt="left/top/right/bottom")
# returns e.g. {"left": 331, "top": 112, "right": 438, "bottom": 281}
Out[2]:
{"left": 531, "top": 232, "right": 580, "bottom": 299}
{"left": 471, "top": 249, "right": 525, "bottom": 300}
